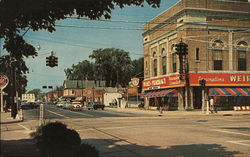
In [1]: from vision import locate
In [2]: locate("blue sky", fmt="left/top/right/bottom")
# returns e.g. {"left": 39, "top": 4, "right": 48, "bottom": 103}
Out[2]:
{"left": 1, "top": 0, "right": 179, "bottom": 92}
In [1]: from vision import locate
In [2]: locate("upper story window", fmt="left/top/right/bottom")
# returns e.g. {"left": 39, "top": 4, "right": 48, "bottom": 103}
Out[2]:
{"left": 237, "top": 41, "right": 248, "bottom": 71}
{"left": 161, "top": 48, "right": 167, "bottom": 75}
{"left": 152, "top": 52, "right": 157, "bottom": 76}
{"left": 172, "top": 54, "right": 177, "bottom": 73}
{"left": 212, "top": 39, "right": 224, "bottom": 70}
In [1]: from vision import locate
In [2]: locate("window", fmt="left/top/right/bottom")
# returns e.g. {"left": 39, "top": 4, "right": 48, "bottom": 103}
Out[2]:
{"left": 162, "top": 56, "right": 167, "bottom": 75}
{"left": 237, "top": 41, "right": 247, "bottom": 71}
{"left": 153, "top": 59, "right": 157, "bottom": 76}
{"left": 212, "top": 40, "right": 224, "bottom": 70}
{"left": 172, "top": 54, "right": 177, "bottom": 73}
{"left": 152, "top": 52, "right": 157, "bottom": 76}
{"left": 213, "top": 50, "right": 223, "bottom": 70}
{"left": 161, "top": 48, "right": 167, "bottom": 75}
{"left": 196, "top": 48, "right": 200, "bottom": 60}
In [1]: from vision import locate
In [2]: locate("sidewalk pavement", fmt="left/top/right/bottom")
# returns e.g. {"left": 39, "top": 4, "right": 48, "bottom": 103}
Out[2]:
{"left": 1, "top": 112, "right": 41, "bottom": 157}
{"left": 106, "top": 107, "right": 250, "bottom": 117}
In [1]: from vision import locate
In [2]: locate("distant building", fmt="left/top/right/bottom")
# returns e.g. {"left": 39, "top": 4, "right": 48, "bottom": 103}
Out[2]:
{"left": 22, "top": 93, "right": 36, "bottom": 102}
{"left": 63, "top": 80, "right": 106, "bottom": 101}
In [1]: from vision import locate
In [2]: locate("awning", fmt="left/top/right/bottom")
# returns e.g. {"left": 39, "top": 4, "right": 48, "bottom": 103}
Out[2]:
{"left": 142, "top": 89, "right": 177, "bottom": 98}
{"left": 209, "top": 88, "right": 250, "bottom": 96}
{"left": 159, "top": 89, "right": 177, "bottom": 97}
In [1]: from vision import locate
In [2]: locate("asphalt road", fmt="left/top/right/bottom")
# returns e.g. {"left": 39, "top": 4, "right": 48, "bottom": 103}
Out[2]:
{"left": 8, "top": 105, "right": 250, "bottom": 157}
{"left": 23, "top": 104, "right": 154, "bottom": 120}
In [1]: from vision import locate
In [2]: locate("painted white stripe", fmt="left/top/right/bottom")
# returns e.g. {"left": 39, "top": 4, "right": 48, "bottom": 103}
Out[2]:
{"left": 212, "top": 129, "right": 250, "bottom": 137}
{"left": 18, "top": 124, "right": 30, "bottom": 131}
{"left": 47, "top": 110, "right": 70, "bottom": 118}
{"left": 227, "top": 140, "right": 250, "bottom": 147}
{"left": 66, "top": 109, "right": 94, "bottom": 117}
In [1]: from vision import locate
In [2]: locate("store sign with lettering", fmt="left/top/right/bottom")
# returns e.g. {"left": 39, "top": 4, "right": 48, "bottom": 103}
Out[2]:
{"left": 189, "top": 73, "right": 250, "bottom": 86}
{"left": 142, "top": 74, "right": 184, "bottom": 90}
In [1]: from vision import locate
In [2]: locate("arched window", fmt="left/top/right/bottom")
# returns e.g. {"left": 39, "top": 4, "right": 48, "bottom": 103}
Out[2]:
{"left": 172, "top": 54, "right": 177, "bottom": 73}
{"left": 161, "top": 48, "right": 167, "bottom": 75}
{"left": 237, "top": 41, "right": 247, "bottom": 71}
{"left": 212, "top": 39, "right": 224, "bottom": 70}
{"left": 153, "top": 52, "right": 157, "bottom": 76}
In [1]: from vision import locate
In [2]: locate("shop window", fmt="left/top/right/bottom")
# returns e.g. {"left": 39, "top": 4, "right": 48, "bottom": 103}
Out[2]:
{"left": 237, "top": 41, "right": 247, "bottom": 71}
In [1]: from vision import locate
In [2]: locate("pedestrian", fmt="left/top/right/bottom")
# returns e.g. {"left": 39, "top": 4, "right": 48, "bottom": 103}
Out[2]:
{"left": 210, "top": 97, "right": 214, "bottom": 113}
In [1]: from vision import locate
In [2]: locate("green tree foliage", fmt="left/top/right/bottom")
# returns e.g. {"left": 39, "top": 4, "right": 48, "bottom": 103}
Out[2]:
{"left": 89, "top": 48, "right": 132, "bottom": 87}
{"left": 65, "top": 49, "right": 144, "bottom": 88}
{"left": 64, "top": 60, "right": 95, "bottom": 80}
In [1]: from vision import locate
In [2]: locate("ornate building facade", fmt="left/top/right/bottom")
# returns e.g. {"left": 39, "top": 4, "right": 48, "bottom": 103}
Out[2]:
{"left": 142, "top": 0, "right": 250, "bottom": 110}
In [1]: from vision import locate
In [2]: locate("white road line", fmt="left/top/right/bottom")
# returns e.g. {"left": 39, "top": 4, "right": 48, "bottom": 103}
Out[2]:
{"left": 212, "top": 129, "right": 250, "bottom": 137}
{"left": 18, "top": 124, "right": 30, "bottom": 131}
{"left": 47, "top": 110, "right": 70, "bottom": 118}
{"left": 66, "top": 109, "right": 94, "bottom": 117}
{"left": 227, "top": 140, "right": 250, "bottom": 147}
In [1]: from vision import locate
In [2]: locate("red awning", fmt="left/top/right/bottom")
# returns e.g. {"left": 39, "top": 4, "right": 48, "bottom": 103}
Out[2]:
{"left": 142, "top": 89, "right": 177, "bottom": 98}
{"left": 209, "top": 88, "right": 250, "bottom": 96}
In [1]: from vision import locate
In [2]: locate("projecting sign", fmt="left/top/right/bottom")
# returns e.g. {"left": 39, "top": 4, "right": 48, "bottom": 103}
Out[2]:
{"left": 0, "top": 75, "right": 9, "bottom": 89}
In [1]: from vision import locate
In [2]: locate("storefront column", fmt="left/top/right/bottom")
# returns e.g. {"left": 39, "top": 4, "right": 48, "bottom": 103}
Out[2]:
{"left": 144, "top": 97, "right": 149, "bottom": 110}
{"left": 178, "top": 88, "right": 184, "bottom": 110}
{"left": 185, "top": 87, "right": 194, "bottom": 110}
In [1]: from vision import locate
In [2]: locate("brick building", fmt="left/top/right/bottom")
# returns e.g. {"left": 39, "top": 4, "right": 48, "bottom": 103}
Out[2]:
{"left": 142, "top": 0, "right": 250, "bottom": 110}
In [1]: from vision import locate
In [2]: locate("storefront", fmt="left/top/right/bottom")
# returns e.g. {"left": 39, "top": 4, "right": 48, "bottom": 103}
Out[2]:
{"left": 142, "top": 73, "right": 250, "bottom": 110}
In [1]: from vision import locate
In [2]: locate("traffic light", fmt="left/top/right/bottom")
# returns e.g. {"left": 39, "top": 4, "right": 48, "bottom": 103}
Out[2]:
{"left": 46, "top": 55, "right": 58, "bottom": 67}
{"left": 175, "top": 42, "right": 188, "bottom": 55}
{"left": 199, "top": 79, "right": 206, "bottom": 87}
{"left": 46, "top": 57, "right": 50, "bottom": 66}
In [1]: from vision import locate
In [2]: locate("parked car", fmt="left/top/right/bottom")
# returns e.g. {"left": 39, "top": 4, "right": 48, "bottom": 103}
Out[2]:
{"left": 63, "top": 101, "right": 72, "bottom": 109}
{"left": 20, "top": 102, "right": 39, "bottom": 109}
{"left": 56, "top": 101, "right": 66, "bottom": 108}
{"left": 86, "top": 102, "right": 105, "bottom": 110}
{"left": 70, "top": 102, "right": 83, "bottom": 111}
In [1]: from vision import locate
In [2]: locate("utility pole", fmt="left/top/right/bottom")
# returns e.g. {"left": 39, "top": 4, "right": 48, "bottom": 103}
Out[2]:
{"left": 175, "top": 41, "right": 189, "bottom": 110}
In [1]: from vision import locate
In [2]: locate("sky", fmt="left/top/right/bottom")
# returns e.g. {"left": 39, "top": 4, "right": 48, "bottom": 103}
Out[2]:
{"left": 0, "top": 0, "right": 179, "bottom": 92}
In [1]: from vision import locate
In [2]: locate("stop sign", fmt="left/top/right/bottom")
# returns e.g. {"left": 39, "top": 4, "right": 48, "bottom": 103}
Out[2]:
{"left": 0, "top": 75, "right": 9, "bottom": 89}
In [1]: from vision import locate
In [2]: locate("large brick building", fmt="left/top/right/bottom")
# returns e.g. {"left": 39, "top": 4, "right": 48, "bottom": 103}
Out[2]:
{"left": 142, "top": 0, "right": 250, "bottom": 110}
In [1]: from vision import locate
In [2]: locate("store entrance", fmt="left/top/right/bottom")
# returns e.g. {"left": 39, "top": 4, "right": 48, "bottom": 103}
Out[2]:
{"left": 193, "top": 87, "right": 202, "bottom": 109}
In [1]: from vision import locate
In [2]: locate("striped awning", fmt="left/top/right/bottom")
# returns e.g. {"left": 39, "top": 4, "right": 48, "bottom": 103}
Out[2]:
{"left": 159, "top": 89, "right": 177, "bottom": 97}
{"left": 209, "top": 88, "right": 250, "bottom": 96}
{"left": 142, "top": 89, "right": 177, "bottom": 98}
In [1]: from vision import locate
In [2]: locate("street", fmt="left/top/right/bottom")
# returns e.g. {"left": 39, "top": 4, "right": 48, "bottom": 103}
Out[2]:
{"left": 1, "top": 105, "right": 250, "bottom": 157}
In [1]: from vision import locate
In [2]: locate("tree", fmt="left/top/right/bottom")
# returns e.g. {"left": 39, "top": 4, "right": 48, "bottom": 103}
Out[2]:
{"left": 64, "top": 60, "right": 95, "bottom": 80}
{"left": 89, "top": 48, "right": 132, "bottom": 87}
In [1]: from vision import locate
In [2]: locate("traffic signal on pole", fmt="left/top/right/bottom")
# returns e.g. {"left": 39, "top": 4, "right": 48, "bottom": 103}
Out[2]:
{"left": 199, "top": 79, "right": 206, "bottom": 87}
{"left": 46, "top": 57, "right": 50, "bottom": 66}
{"left": 175, "top": 42, "right": 188, "bottom": 55}
{"left": 46, "top": 55, "right": 58, "bottom": 67}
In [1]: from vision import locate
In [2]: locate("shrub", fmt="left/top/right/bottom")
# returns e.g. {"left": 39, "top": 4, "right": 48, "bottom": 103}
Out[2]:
{"left": 30, "top": 121, "right": 99, "bottom": 157}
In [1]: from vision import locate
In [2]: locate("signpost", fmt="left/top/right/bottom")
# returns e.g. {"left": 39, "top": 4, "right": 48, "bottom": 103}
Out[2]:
{"left": 0, "top": 75, "right": 9, "bottom": 112}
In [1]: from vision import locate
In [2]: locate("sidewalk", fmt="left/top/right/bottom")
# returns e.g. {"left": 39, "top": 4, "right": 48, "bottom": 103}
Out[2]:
{"left": 1, "top": 112, "right": 41, "bottom": 157}
{"left": 106, "top": 107, "right": 250, "bottom": 117}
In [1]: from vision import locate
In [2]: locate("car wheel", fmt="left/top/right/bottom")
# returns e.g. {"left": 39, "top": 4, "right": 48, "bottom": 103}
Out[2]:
{"left": 88, "top": 108, "right": 90, "bottom": 110}
{"left": 102, "top": 107, "right": 104, "bottom": 110}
